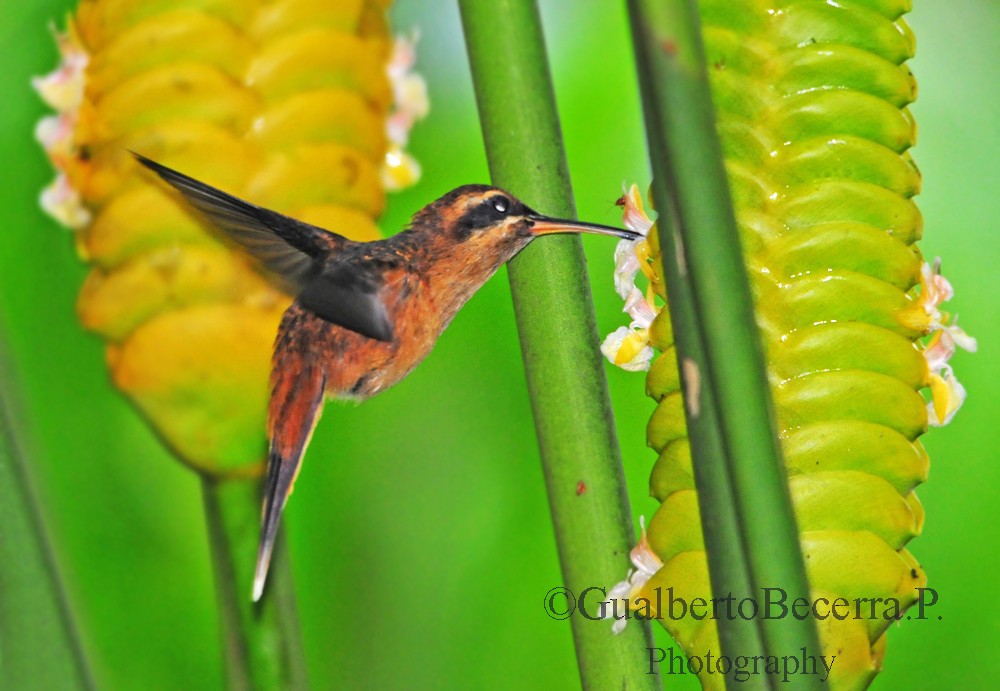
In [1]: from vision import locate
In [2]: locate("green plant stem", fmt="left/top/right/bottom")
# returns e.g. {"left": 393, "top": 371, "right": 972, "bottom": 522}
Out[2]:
{"left": 645, "top": 219, "right": 770, "bottom": 686}
{"left": 458, "top": 1, "right": 662, "bottom": 687}
{"left": 628, "top": 0, "right": 823, "bottom": 685}
{"left": 627, "top": 1, "right": 768, "bottom": 682}
{"left": 201, "top": 477, "right": 308, "bottom": 691}
{"left": 0, "top": 344, "right": 94, "bottom": 691}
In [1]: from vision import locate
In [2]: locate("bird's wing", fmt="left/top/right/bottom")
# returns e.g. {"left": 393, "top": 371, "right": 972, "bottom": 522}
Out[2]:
{"left": 134, "top": 152, "right": 395, "bottom": 342}
{"left": 298, "top": 261, "right": 394, "bottom": 343}
{"left": 133, "top": 152, "right": 337, "bottom": 290}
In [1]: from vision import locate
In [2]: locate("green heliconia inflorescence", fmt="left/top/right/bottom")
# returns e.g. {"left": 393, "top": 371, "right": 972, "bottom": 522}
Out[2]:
{"left": 601, "top": 1, "right": 976, "bottom": 689}
{"left": 33, "top": 0, "right": 427, "bottom": 477}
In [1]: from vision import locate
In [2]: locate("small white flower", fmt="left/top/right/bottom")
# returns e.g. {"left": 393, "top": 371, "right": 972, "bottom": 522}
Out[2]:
{"left": 40, "top": 173, "right": 91, "bottom": 230}
{"left": 601, "top": 326, "right": 654, "bottom": 372}
{"left": 602, "top": 517, "right": 663, "bottom": 634}
{"left": 381, "top": 146, "right": 422, "bottom": 191}
{"left": 613, "top": 240, "right": 642, "bottom": 300}
{"left": 31, "top": 29, "right": 88, "bottom": 113}
{"left": 624, "top": 287, "right": 657, "bottom": 329}
{"left": 35, "top": 113, "right": 75, "bottom": 161}
{"left": 918, "top": 259, "right": 952, "bottom": 317}
{"left": 620, "top": 184, "right": 654, "bottom": 236}
{"left": 927, "top": 365, "right": 967, "bottom": 427}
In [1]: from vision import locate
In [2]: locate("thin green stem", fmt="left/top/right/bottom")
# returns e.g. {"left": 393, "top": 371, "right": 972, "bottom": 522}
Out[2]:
{"left": 201, "top": 477, "right": 308, "bottom": 691}
{"left": 628, "top": 0, "right": 823, "bottom": 686}
{"left": 0, "top": 343, "right": 94, "bottom": 691}
{"left": 642, "top": 213, "right": 770, "bottom": 687}
{"left": 459, "top": 1, "right": 662, "bottom": 687}
{"left": 627, "top": 3, "right": 768, "bottom": 683}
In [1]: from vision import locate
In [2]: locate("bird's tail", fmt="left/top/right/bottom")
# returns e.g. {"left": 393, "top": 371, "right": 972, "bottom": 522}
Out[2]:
{"left": 253, "top": 354, "right": 326, "bottom": 602}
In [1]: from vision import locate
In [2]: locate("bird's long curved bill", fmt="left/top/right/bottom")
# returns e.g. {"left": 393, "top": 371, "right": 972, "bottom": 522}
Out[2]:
{"left": 528, "top": 215, "right": 641, "bottom": 241}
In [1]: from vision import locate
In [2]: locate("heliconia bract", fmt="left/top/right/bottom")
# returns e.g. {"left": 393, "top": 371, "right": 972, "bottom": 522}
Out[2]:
{"left": 601, "top": 2, "right": 975, "bottom": 689}
{"left": 34, "top": 0, "right": 426, "bottom": 475}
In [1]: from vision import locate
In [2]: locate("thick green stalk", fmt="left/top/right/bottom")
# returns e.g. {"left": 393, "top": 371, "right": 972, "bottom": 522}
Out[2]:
{"left": 640, "top": 206, "right": 770, "bottom": 687}
{"left": 627, "top": 0, "right": 823, "bottom": 683}
{"left": 458, "top": 1, "right": 661, "bottom": 687}
{"left": 201, "top": 478, "right": 308, "bottom": 691}
{"left": 0, "top": 344, "right": 94, "bottom": 691}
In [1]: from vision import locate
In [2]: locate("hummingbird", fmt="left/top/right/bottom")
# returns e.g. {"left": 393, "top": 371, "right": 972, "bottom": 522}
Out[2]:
{"left": 133, "top": 153, "right": 639, "bottom": 601}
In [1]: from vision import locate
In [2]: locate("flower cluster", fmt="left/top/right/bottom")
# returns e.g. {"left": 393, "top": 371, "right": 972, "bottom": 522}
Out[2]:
{"left": 600, "top": 184, "right": 659, "bottom": 372}
{"left": 382, "top": 32, "right": 429, "bottom": 191}
{"left": 33, "top": 26, "right": 90, "bottom": 229}
{"left": 918, "top": 260, "right": 977, "bottom": 426}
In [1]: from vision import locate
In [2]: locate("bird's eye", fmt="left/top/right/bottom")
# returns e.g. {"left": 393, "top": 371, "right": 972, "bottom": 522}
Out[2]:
{"left": 491, "top": 196, "right": 509, "bottom": 214}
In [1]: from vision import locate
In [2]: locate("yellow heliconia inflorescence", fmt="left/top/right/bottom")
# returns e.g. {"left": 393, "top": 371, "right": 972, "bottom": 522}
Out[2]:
{"left": 601, "top": 2, "right": 975, "bottom": 689}
{"left": 34, "top": 0, "right": 426, "bottom": 476}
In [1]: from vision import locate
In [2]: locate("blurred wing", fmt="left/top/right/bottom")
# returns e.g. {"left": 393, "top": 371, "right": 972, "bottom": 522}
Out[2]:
{"left": 133, "top": 153, "right": 338, "bottom": 291}
{"left": 298, "top": 261, "right": 394, "bottom": 342}
{"left": 135, "top": 153, "right": 393, "bottom": 341}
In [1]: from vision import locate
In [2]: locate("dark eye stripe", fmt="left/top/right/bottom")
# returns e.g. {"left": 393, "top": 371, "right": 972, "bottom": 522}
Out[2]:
{"left": 452, "top": 196, "right": 514, "bottom": 239}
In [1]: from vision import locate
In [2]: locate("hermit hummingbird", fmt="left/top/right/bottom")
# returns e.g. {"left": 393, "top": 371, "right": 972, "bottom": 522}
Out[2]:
{"left": 134, "top": 153, "right": 639, "bottom": 601}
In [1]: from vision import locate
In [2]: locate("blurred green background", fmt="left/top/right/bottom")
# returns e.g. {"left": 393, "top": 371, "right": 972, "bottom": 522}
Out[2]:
{"left": 1, "top": 1, "right": 997, "bottom": 689}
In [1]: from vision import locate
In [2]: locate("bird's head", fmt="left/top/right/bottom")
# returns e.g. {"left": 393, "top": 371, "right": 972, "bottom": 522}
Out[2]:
{"left": 411, "top": 184, "right": 641, "bottom": 269}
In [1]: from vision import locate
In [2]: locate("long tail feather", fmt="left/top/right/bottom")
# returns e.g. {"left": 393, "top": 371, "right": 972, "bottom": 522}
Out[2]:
{"left": 253, "top": 356, "right": 326, "bottom": 602}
